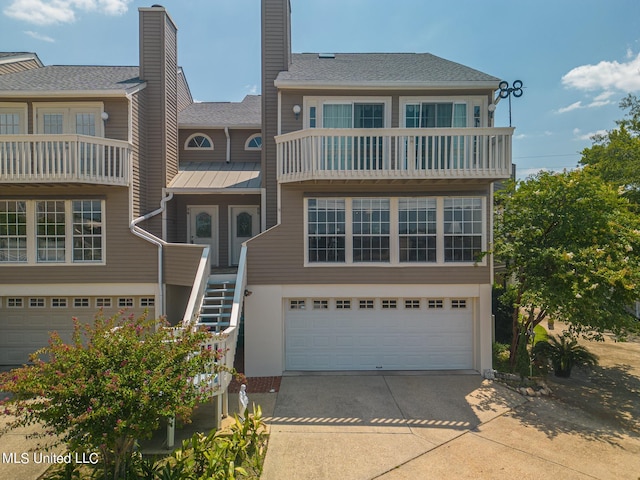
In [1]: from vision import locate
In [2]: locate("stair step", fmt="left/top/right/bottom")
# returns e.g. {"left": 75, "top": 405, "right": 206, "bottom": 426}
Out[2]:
{"left": 206, "top": 288, "right": 235, "bottom": 294}
{"left": 203, "top": 296, "right": 234, "bottom": 302}
{"left": 199, "top": 312, "right": 232, "bottom": 319}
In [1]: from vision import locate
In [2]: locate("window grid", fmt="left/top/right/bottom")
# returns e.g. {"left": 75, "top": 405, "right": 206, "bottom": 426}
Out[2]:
{"left": 352, "top": 198, "right": 390, "bottom": 262}
{"left": 404, "top": 299, "right": 421, "bottom": 309}
{"left": 428, "top": 299, "right": 444, "bottom": 309}
{"left": 313, "top": 299, "right": 329, "bottom": 310}
{"left": 399, "top": 198, "right": 437, "bottom": 262}
{"left": 382, "top": 299, "right": 397, "bottom": 309}
{"left": 0, "top": 113, "right": 20, "bottom": 134}
{"left": 118, "top": 298, "right": 134, "bottom": 308}
{"left": 335, "top": 299, "right": 351, "bottom": 309}
{"left": 451, "top": 299, "right": 467, "bottom": 309}
{"left": 140, "top": 298, "right": 155, "bottom": 308}
{"left": 307, "top": 199, "right": 346, "bottom": 262}
{"left": 29, "top": 298, "right": 45, "bottom": 308}
{"left": 245, "top": 134, "right": 262, "bottom": 150}
{"left": 36, "top": 200, "right": 65, "bottom": 263}
{"left": 75, "top": 113, "right": 96, "bottom": 136}
{"left": 0, "top": 200, "right": 27, "bottom": 263}
{"left": 359, "top": 299, "right": 375, "bottom": 309}
{"left": 74, "top": 298, "right": 90, "bottom": 308}
{"left": 185, "top": 134, "right": 213, "bottom": 150}
{"left": 289, "top": 299, "right": 306, "bottom": 310}
{"left": 444, "top": 198, "right": 483, "bottom": 262}
{"left": 8, "top": 298, "right": 23, "bottom": 308}
{"left": 96, "top": 298, "right": 112, "bottom": 308}
{"left": 52, "top": 298, "right": 68, "bottom": 308}
{"left": 72, "top": 200, "right": 103, "bottom": 262}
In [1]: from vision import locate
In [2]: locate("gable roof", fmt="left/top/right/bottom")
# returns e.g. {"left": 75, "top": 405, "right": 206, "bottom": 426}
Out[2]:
{"left": 179, "top": 95, "right": 261, "bottom": 128}
{"left": 275, "top": 53, "right": 501, "bottom": 89}
{"left": 0, "top": 65, "right": 144, "bottom": 96}
{"left": 0, "top": 52, "right": 43, "bottom": 66}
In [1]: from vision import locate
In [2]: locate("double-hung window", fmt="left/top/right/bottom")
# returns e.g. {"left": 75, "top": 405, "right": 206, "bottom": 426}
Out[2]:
{"left": 352, "top": 198, "right": 390, "bottom": 262}
{"left": 0, "top": 200, "right": 27, "bottom": 263}
{"left": 307, "top": 198, "right": 345, "bottom": 262}
{"left": 399, "top": 198, "right": 437, "bottom": 262}
{"left": 444, "top": 198, "right": 483, "bottom": 262}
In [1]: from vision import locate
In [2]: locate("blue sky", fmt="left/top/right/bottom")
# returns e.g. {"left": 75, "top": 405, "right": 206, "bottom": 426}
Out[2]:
{"left": 2, "top": 0, "right": 640, "bottom": 178}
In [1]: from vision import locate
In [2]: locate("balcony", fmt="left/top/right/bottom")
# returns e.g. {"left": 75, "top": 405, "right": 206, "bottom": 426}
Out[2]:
{"left": 0, "top": 134, "right": 130, "bottom": 186}
{"left": 276, "top": 127, "right": 514, "bottom": 182}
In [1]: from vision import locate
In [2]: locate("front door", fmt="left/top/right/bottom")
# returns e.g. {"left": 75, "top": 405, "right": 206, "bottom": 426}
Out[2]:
{"left": 188, "top": 205, "right": 218, "bottom": 267}
{"left": 230, "top": 206, "right": 259, "bottom": 265}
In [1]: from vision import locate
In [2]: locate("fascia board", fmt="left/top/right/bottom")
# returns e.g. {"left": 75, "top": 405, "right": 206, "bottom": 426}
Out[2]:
{"left": 274, "top": 80, "right": 500, "bottom": 90}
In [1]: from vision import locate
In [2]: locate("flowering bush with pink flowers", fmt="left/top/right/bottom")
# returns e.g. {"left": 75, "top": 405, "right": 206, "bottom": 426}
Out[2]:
{"left": 0, "top": 310, "right": 228, "bottom": 480}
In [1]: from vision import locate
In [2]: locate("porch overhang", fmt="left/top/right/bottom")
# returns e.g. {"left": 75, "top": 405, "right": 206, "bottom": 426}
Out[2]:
{"left": 167, "top": 161, "right": 262, "bottom": 194}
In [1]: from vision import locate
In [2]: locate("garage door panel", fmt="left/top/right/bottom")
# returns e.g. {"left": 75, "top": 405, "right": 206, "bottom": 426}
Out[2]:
{"left": 286, "top": 297, "right": 474, "bottom": 371}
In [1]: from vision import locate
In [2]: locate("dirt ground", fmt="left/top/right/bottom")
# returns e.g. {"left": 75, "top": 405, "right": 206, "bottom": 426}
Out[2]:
{"left": 544, "top": 322, "right": 640, "bottom": 436}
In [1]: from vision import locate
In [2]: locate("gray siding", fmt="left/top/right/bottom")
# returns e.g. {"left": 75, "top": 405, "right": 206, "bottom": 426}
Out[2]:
{"left": 262, "top": 0, "right": 291, "bottom": 228}
{"left": 0, "top": 185, "right": 158, "bottom": 284}
{"left": 177, "top": 69, "right": 193, "bottom": 112}
{"left": 247, "top": 182, "right": 492, "bottom": 285}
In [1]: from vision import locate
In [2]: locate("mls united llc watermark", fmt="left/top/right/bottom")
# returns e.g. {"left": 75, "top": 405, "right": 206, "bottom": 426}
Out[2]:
{"left": 2, "top": 451, "right": 99, "bottom": 465}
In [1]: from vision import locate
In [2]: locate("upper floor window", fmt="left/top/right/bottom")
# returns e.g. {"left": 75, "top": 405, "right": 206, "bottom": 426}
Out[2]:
{"left": 444, "top": 198, "right": 483, "bottom": 262}
{"left": 0, "top": 103, "right": 27, "bottom": 134}
{"left": 185, "top": 133, "right": 213, "bottom": 150}
{"left": 304, "top": 97, "right": 391, "bottom": 129}
{"left": 245, "top": 133, "right": 262, "bottom": 150}
{"left": 34, "top": 103, "right": 104, "bottom": 136}
{"left": 405, "top": 102, "right": 466, "bottom": 128}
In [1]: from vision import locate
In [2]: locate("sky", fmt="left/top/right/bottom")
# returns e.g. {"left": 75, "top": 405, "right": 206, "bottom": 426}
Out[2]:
{"left": 2, "top": 0, "right": 640, "bottom": 179}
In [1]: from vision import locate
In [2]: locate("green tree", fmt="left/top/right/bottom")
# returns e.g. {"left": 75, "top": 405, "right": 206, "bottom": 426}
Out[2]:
{"left": 0, "top": 311, "right": 228, "bottom": 480}
{"left": 493, "top": 169, "right": 640, "bottom": 367}
{"left": 580, "top": 94, "right": 640, "bottom": 205}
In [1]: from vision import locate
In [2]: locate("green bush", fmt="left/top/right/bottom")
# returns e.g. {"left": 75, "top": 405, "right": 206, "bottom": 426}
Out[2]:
{"left": 532, "top": 335, "right": 599, "bottom": 378}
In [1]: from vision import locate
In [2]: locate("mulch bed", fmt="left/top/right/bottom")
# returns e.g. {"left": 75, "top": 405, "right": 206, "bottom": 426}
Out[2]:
{"left": 228, "top": 347, "right": 282, "bottom": 393}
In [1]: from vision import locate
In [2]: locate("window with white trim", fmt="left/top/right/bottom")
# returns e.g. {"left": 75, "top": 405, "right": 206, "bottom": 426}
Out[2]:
{"left": 289, "top": 299, "right": 306, "bottom": 310}
{"left": 444, "top": 198, "right": 483, "bottom": 262}
{"left": 306, "top": 196, "right": 484, "bottom": 266}
{"left": 307, "top": 198, "right": 345, "bottom": 262}
{"left": 382, "top": 299, "right": 397, "bottom": 309}
{"left": 74, "top": 298, "right": 90, "bottom": 308}
{"left": 451, "top": 299, "right": 467, "bottom": 309}
{"left": 52, "top": 298, "right": 67, "bottom": 308}
{"left": 118, "top": 298, "right": 134, "bottom": 308}
{"left": 359, "top": 299, "right": 375, "bottom": 309}
{"left": 335, "top": 299, "right": 351, "bottom": 309}
{"left": 313, "top": 299, "right": 329, "bottom": 310}
{"left": 404, "top": 299, "right": 421, "bottom": 309}
{"left": 96, "top": 298, "right": 111, "bottom": 308}
{"left": 244, "top": 133, "right": 262, "bottom": 150}
{"left": 7, "top": 298, "right": 23, "bottom": 308}
{"left": 29, "top": 298, "right": 45, "bottom": 308}
{"left": 185, "top": 133, "right": 213, "bottom": 150}
{"left": 140, "top": 298, "right": 155, "bottom": 308}
{"left": 428, "top": 299, "right": 444, "bottom": 309}
{"left": 34, "top": 104, "right": 104, "bottom": 137}
{"left": 1, "top": 199, "right": 104, "bottom": 265}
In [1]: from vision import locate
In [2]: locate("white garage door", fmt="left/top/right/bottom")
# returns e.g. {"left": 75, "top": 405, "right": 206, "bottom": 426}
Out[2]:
{"left": 285, "top": 298, "right": 473, "bottom": 371}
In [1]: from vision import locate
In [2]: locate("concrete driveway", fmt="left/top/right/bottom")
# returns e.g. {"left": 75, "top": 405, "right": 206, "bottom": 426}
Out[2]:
{"left": 261, "top": 368, "right": 640, "bottom": 479}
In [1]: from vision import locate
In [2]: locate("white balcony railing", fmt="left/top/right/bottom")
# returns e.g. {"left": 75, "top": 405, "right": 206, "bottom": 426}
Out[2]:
{"left": 0, "top": 134, "right": 130, "bottom": 186}
{"left": 276, "top": 127, "right": 514, "bottom": 182}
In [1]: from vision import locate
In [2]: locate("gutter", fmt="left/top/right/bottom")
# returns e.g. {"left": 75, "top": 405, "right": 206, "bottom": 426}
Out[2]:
{"left": 224, "top": 127, "right": 231, "bottom": 163}
{"left": 130, "top": 192, "right": 174, "bottom": 318}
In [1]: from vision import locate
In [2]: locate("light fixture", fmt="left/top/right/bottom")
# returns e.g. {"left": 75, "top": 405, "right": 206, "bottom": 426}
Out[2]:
{"left": 487, "top": 103, "right": 496, "bottom": 112}
{"left": 101, "top": 111, "right": 109, "bottom": 121}
{"left": 292, "top": 104, "right": 301, "bottom": 120}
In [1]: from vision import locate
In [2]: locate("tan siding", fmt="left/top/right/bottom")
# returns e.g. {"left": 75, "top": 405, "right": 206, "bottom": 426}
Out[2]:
{"left": 178, "top": 128, "right": 262, "bottom": 164}
{"left": 131, "top": 92, "right": 144, "bottom": 218}
{"left": 0, "top": 59, "right": 40, "bottom": 75}
{"left": 231, "top": 129, "right": 263, "bottom": 163}
{"left": 0, "top": 185, "right": 158, "bottom": 284}
{"left": 164, "top": 244, "right": 207, "bottom": 286}
{"left": 247, "top": 183, "right": 492, "bottom": 285}
{"left": 177, "top": 70, "right": 193, "bottom": 112}
{"left": 262, "top": 0, "right": 291, "bottom": 228}
{"left": 103, "top": 98, "right": 129, "bottom": 141}
{"left": 172, "top": 194, "right": 261, "bottom": 267}
{"left": 164, "top": 14, "right": 179, "bottom": 185}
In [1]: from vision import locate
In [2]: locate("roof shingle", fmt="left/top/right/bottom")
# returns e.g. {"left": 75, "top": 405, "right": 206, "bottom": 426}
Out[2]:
{"left": 178, "top": 95, "right": 261, "bottom": 128}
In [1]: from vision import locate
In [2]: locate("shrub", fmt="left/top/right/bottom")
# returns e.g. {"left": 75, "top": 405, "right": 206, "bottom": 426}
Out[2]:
{"left": 532, "top": 335, "right": 599, "bottom": 378}
{"left": 0, "top": 311, "right": 228, "bottom": 480}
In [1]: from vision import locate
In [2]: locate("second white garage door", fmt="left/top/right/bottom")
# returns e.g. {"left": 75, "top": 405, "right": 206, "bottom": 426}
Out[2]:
{"left": 285, "top": 298, "right": 473, "bottom": 371}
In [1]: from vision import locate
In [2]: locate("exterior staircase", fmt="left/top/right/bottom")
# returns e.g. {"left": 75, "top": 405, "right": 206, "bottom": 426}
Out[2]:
{"left": 196, "top": 275, "right": 236, "bottom": 332}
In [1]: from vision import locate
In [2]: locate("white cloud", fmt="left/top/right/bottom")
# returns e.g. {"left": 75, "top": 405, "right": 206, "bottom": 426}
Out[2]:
{"left": 3, "top": 0, "right": 132, "bottom": 26}
{"left": 557, "top": 101, "right": 583, "bottom": 114}
{"left": 244, "top": 84, "right": 259, "bottom": 95}
{"left": 572, "top": 128, "right": 608, "bottom": 141}
{"left": 24, "top": 30, "right": 55, "bottom": 42}
{"left": 562, "top": 53, "right": 640, "bottom": 92}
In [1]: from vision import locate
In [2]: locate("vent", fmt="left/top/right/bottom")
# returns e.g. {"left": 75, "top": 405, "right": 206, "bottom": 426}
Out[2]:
{"left": 318, "top": 53, "right": 335, "bottom": 59}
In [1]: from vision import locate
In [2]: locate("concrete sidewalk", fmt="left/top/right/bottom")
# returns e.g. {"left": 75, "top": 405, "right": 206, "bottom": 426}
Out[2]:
{"left": 260, "top": 374, "right": 640, "bottom": 480}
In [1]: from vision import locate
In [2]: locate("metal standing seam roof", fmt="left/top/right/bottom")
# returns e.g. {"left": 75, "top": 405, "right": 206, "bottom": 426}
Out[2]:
{"left": 178, "top": 95, "right": 261, "bottom": 128}
{"left": 168, "top": 162, "right": 262, "bottom": 192}
{"left": 275, "top": 53, "right": 501, "bottom": 87}
{"left": 0, "top": 65, "right": 144, "bottom": 93}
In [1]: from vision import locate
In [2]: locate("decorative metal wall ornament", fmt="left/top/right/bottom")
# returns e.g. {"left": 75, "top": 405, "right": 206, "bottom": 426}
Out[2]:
{"left": 498, "top": 80, "right": 523, "bottom": 127}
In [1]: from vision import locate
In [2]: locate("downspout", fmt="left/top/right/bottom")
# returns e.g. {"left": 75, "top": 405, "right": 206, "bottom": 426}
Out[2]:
{"left": 130, "top": 192, "right": 174, "bottom": 318}
{"left": 224, "top": 127, "right": 231, "bottom": 163}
